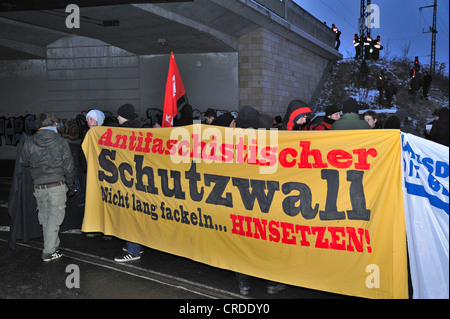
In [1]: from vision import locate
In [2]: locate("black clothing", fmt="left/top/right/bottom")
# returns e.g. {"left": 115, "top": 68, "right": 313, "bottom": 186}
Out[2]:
{"left": 236, "top": 106, "right": 259, "bottom": 129}
{"left": 429, "top": 108, "right": 449, "bottom": 146}
{"left": 422, "top": 74, "right": 432, "bottom": 98}
{"left": 9, "top": 135, "right": 85, "bottom": 250}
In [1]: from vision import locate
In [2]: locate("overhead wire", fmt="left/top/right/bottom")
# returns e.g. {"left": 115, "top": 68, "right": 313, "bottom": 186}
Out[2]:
{"left": 318, "top": 0, "right": 357, "bottom": 28}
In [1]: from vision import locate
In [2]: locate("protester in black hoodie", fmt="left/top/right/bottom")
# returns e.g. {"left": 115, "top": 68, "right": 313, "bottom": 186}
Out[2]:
{"left": 116, "top": 103, "right": 143, "bottom": 128}
{"left": 281, "top": 100, "right": 312, "bottom": 131}
{"left": 212, "top": 111, "right": 236, "bottom": 127}
{"left": 429, "top": 107, "right": 449, "bottom": 147}
{"left": 236, "top": 105, "right": 259, "bottom": 129}
{"left": 114, "top": 104, "right": 145, "bottom": 263}
{"left": 223, "top": 105, "right": 286, "bottom": 296}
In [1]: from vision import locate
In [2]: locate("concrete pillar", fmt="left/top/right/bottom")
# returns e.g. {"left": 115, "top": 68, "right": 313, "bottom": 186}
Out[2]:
{"left": 238, "top": 28, "right": 329, "bottom": 117}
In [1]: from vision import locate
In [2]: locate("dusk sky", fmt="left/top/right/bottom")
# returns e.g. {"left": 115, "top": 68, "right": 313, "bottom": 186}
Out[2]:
{"left": 295, "top": 0, "right": 449, "bottom": 72}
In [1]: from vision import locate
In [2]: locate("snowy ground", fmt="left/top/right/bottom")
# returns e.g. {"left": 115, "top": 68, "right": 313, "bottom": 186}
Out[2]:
{"left": 313, "top": 58, "right": 449, "bottom": 136}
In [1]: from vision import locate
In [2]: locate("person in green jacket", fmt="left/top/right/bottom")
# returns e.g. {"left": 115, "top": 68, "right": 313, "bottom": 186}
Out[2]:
{"left": 331, "top": 98, "right": 371, "bottom": 130}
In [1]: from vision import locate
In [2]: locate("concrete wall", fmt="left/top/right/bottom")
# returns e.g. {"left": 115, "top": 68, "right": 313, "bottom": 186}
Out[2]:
{"left": 0, "top": 36, "right": 239, "bottom": 120}
{"left": 46, "top": 36, "right": 140, "bottom": 120}
{"left": 286, "top": 0, "right": 334, "bottom": 47}
{"left": 0, "top": 59, "right": 47, "bottom": 116}
{"left": 0, "top": 0, "right": 337, "bottom": 159}
{"left": 0, "top": 60, "right": 47, "bottom": 159}
{"left": 1, "top": 29, "right": 330, "bottom": 135}
{"left": 238, "top": 28, "right": 329, "bottom": 116}
{"left": 0, "top": 36, "right": 240, "bottom": 159}
{"left": 140, "top": 52, "right": 238, "bottom": 113}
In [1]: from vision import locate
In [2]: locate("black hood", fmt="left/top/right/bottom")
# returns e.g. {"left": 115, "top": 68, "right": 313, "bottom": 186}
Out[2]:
{"left": 30, "top": 129, "right": 60, "bottom": 148}
{"left": 236, "top": 106, "right": 259, "bottom": 129}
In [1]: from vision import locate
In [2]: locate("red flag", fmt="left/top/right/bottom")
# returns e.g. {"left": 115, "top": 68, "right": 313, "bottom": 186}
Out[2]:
{"left": 163, "top": 52, "right": 186, "bottom": 127}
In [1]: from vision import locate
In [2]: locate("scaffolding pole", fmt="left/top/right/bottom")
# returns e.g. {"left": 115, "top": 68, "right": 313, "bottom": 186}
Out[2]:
{"left": 359, "top": 0, "right": 371, "bottom": 59}
{"left": 419, "top": 0, "right": 438, "bottom": 74}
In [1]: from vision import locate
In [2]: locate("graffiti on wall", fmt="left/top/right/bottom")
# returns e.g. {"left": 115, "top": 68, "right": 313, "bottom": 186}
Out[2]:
{"left": 1, "top": 108, "right": 243, "bottom": 148}
{"left": 0, "top": 113, "right": 91, "bottom": 147}
{"left": 0, "top": 115, "right": 37, "bottom": 146}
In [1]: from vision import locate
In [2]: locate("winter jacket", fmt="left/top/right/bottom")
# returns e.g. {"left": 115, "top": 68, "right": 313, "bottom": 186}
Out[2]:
{"left": 120, "top": 119, "right": 144, "bottom": 129}
{"left": 282, "top": 100, "right": 311, "bottom": 130}
{"left": 429, "top": 108, "right": 449, "bottom": 146}
{"left": 236, "top": 105, "right": 259, "bottom": 129}
{"left": 410, "top": 75, "right": 423, "bottom": 91}
{"left": 423, "top": 75, "right": 433, "bottom": 89}
{"left": 376, "top": 75, "right": 385, "bottom": 90}
{"left": 20, "top": 129, "right": 75, "bottom": 188}
{"left": 305, "top": 116, "right": 334, "bottom": 130}
{"left": 331, "top": 113, "right": 371, "bottom": 130}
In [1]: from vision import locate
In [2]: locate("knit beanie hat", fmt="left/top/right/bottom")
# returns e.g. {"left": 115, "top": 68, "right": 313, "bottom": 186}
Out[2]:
{"left": 394, "top": 109, "right": 408, "bottom": 123}
{"left": 342, "top": 98, "right": 359, "bottom": 114}
{"left": 86, "top": 109, "right": 105, "bottom": 126}
{"left": 325, "top": 104, "right": 341, "bottom": 116}
{"left": 117, "top": 103, "right": 135, "bottom": 120}
{"left": 384, "top": 115, "right": 400, "bottom": 129}
{"left": 212, "top": 112, "right": 235, "bottom": 127}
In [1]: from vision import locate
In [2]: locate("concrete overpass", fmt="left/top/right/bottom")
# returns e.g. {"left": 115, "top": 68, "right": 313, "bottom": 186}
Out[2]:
{"left": 0, "top": 0, "right": 341, "bottom": 121}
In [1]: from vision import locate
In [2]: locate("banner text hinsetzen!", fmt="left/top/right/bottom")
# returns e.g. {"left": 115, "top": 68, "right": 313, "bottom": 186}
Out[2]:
{"left": 96, "top": 126, "right": 377, "bottom": 253}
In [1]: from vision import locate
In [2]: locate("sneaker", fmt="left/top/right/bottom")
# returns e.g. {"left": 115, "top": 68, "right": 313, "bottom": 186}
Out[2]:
{"left": 239, "top": 285, "right": 250, "bottom": 296}
{"left": 236, "top": 275, "right": 251, "bottom": 296}
{"left": 122, "top": 246, "right": 144, "bottom": 255}
{"left": 267, "top": 283, "right": 286, "bottom": 295}
{"left": 43, "top": 250, "right": 63, "bottom": 262}
{"left": 114, "top": 251, "right": 141, "bottom": 263}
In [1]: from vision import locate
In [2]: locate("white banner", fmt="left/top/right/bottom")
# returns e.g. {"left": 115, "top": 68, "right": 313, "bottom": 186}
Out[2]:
{"left": 401, "top": 133, "right": 449, "bottom": 299}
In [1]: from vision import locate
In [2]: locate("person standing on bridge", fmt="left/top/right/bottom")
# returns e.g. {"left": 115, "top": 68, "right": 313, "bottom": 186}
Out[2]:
{"left": 332, "top": 24, "right": 341, "bottom": 50}
{"left": 363, "top": 35, "right": 372, "bottom": 60}
{"left": 371, "top": 35, "right": 382, "bottom": 60}
{"left": 353, "top": 34, "right": 361, "bottom": 59}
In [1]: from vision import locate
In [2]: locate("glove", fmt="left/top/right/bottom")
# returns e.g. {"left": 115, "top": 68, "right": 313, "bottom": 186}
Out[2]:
{"left": 67, "top": 186, "right": 76, "bottom": 197}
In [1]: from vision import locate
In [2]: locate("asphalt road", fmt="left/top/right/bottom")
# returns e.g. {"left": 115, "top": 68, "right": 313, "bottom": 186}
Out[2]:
{"left": 0, "top": 159, "right": 354, "bottom": 309}
{"left": 0, "top": 215, "right": 350, "bottom": 300}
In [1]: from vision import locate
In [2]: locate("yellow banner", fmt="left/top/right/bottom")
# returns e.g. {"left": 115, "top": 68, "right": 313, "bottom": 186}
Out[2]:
{"left": 82, "top": 125, "right": 408, "bottom": 299}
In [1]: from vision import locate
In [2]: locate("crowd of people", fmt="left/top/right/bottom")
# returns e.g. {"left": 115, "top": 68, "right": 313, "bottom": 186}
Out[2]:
{"left": 11, "top": 14, "right": 447, "bottom": 298}
{"left": 279, "top": 98, "right": 448, "bottom": 145}
{"left": 18, "top": 94, "right": 448, "bottom": 295}
{"left": 409, "top": 59, "right": 434, "bottom": 104}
